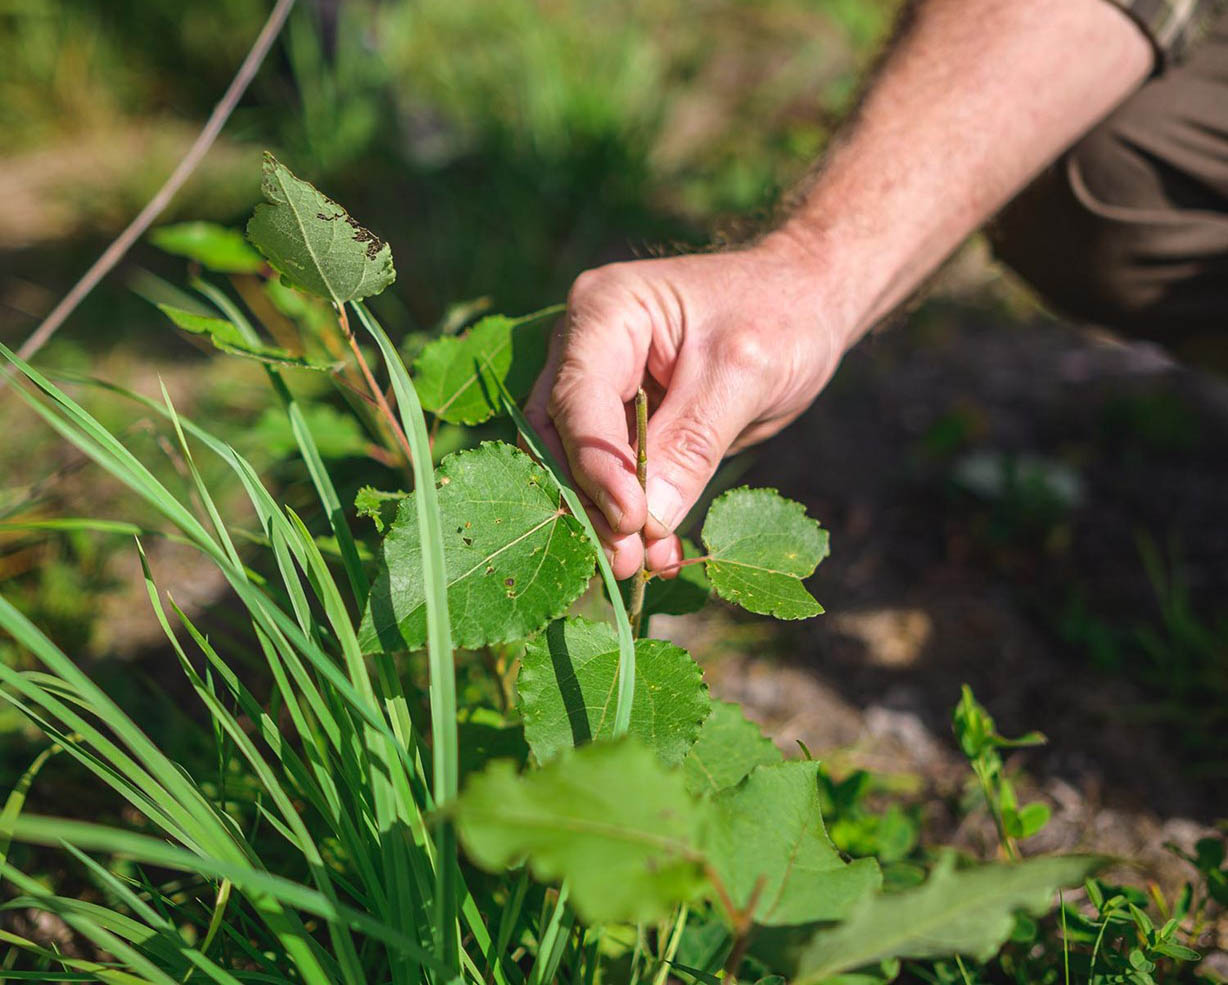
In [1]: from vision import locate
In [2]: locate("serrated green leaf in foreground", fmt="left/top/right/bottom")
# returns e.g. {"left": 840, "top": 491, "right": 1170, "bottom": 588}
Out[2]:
{"left": 706, "top": 761, "right": 881, "bottom": 925}
{"left": 156, "top": 304, "right": 339, "bottom": 371}
{"left": 453, "top": 739, "right": 706, "bottom": 924}
{"left": 754, "top": 853, "right": 1103, "bottom": 984}
{"left": 517, "top": 617, "right": 710, "bottom": 767}
{"left": 702, "top": 487, "right": 828, "bottom": 619}
{"left": 682, "top": 700, "right": 782, "bottom": 798}
{"left": 246, "top": 152, "right": 395, "bottom": 303}
{"left": 414, "top": 307, "right": 560, "bottom": 425}
{"left": 359, "top": 442, "right": 596, "bottom": 652}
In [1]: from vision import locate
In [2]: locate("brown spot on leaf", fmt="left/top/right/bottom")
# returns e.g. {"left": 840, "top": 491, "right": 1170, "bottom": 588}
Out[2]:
{"left": 345, "top": 215, "right": 386, "bottom": 260}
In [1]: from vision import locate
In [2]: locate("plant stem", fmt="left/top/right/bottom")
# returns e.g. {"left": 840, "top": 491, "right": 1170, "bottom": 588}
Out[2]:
{"left": 336, "top": 305, "right": 415, "bottom": 475}
{"left": 652, "top": 904, "right": 689, "bottom": 985}
{"left": 628, "top": 387, "right": 649, "bottom": 637}
{"left": 645, "top": 554, "right": 711, "bottom": 580}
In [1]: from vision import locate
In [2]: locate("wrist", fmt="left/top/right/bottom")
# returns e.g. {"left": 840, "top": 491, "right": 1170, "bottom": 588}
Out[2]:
{"left": 752, "top": 223, "right": 876, "bottom": 355}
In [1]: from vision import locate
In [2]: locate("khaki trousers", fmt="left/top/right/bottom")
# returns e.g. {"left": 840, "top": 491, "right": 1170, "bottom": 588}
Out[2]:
{"left": 992, "top": 10, "right": 1228, "bottom": 370}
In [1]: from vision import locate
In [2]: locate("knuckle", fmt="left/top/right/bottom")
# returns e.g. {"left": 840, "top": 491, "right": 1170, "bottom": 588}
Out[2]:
{"left": 566, "top": 267, "right": 611, "bottom": 309}
{"left": 545, "top": 365, "right": 586, "bottom": 419}
{"left": 661, "top": 416, "right": 724, "bottom": 478}
{"left": 714, "top": 329, "right": 773, "bottom": 375}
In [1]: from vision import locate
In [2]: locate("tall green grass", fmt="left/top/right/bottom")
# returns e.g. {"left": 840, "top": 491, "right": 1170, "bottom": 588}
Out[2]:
{"left": 0, "top": 302, "right": 577, "bottom": 983}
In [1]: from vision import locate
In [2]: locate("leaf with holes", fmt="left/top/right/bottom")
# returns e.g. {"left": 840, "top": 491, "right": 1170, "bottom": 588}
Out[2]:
{"left": 157, "top": 304, "right": 339, "bottom": 371}
{"left": 358, "top": 442, "right": 596, "bottom": 652}
{"left": 701, "top": 487, "right": 828, "bottom": 619}
{"left": 517, "top": 617, "right": 709, "bottom": 767}
{"left": 683, "top": 700, "right": 782, "bottom": 798}
{"left": 452, "top": 738, "right": 706, "bottom": 924}
{"left": 706, "top": 761, "right": 880, "bottom": 925}
{"left": 414, "top": 308, "right": 558, "bottom": 425}
{"left": 246, "top": 152, "right": 395, "bottom": 303}
{"left": 754, "top": 853, "right": 1103, "bottom": 983}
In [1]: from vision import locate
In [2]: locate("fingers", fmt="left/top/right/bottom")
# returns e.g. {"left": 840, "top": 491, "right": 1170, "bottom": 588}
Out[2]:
{"left": 642, "top": 334, "right": 764, "bottom": 540}
{"left": 645, "top": 534, "right": 683, "bottom": 577}
{"left": 526, "top": 270, "right": 654, "bottom": 539}
{"left": 584, "top": 499, "right": 644, "bottom": 580}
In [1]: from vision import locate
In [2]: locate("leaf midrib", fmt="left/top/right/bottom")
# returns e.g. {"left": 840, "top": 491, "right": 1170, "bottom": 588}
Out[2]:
{"left": 377, "top": 509, "right": 568, "bottom": 635}
{"left": 434, "top": 331, "right": 514, "bottom": 418}
{"left": 802, "top": 866, "right": 1077, "bottom": 981}
{"left": 467, "top": 807, "right": 699, "bottom": 859}
{"left": 274, "top": 167, "right": 340, "bottom": 304}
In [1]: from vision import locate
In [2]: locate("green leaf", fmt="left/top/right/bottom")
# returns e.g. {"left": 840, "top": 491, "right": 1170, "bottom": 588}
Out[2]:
{"left": 754, "top": 853, "right": 1103, "bottom": 983}
{"left": 683, "top": 700, "right": 781, "bottom": 798}
{"left": 156, "top": 304, "right": 339, "bottom": 371}
{"left": 517, "top": 617, "right": 710, "bottom": 767}
{"left": 458, "top": 707, "right": 530, "bottom": 782}
{"left": 706, "top": 762, "right": 880, "bottom": 925}
{"left": 148, "top": 221, "right": 264, "bottom": 273}
{"left": 413, "top": 307, "right": 560, "bottom": 425}
{"left": 251, "top": 403, "right": 368, "bottom": 461}
{"left": 1004, "top": 802, "right": 1050, "bottom": 840}
{"left": 246, "top": 153, "right": 395, "bottom": 303}
{"left": 453, "top": 739, "right": 706, "bottom": 924}
{"left": 354, "top": 486, "right": 406, "bottom": 533}
{"left": 359, "top": 442, "right": 596, "bottom": 652}
{"left": 701, "top": 488, "right": 828, "bottom": 620}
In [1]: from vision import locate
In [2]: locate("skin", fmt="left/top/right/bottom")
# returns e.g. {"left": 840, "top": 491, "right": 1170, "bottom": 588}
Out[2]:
{"left": 526, "top": 0, "right": 1154, "bottom": 580}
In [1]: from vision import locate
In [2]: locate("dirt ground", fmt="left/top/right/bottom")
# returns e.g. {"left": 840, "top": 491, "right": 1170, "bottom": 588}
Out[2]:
{"left": 659, "top": 256, "right": 1228, "bottom": 903}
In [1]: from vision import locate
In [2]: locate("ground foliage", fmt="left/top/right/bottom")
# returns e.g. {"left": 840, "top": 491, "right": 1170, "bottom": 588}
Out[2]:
{"left": 0, "top": 156, "right": 1218, "bottom": 985}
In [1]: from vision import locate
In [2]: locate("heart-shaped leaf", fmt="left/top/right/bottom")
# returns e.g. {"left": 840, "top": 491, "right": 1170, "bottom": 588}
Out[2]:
{"left": 246, "top": 152, "right": 395, "bottom": 304}
{"left": 358, "top": 442, "right": 596, "bottom": 652}
{"left": 702, "top": 487, "right": 828, "bottom": 619}
{"left": 517, "top": 617, "right": 710, "bottom": 767}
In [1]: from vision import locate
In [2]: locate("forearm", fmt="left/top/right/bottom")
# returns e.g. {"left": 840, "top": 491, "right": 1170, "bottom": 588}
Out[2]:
{"left": 767, "top": 0, "right": 1153, "bottom": 347}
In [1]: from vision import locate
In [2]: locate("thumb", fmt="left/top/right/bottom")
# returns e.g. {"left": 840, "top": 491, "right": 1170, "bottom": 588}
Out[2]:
{"left": 642, "top": 341, "right": 761, "bottom": 537}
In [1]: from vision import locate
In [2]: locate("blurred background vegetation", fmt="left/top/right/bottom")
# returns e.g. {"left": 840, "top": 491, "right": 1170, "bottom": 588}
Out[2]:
{"left": 2, "top": 0, "right": 1227, "bottom": 947}
{"left": 0, "top": 0, "right": 896, "bottom": 664}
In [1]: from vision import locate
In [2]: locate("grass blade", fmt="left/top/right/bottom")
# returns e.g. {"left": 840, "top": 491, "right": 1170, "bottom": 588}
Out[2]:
{"left": 483, "top": 364, "right": 636, "bottom": 738}
{"left": 350, "top": 300, "right": 462, "bottom": 974}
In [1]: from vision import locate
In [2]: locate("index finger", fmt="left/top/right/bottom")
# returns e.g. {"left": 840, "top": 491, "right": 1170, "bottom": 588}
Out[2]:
{"left": 526, "top": 285, "right": 649, "bottom": 537}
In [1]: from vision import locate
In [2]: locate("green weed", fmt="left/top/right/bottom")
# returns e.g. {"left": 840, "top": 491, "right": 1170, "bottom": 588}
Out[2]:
{"left": 0, "top": 157, "right": 1192, "bottom": 985}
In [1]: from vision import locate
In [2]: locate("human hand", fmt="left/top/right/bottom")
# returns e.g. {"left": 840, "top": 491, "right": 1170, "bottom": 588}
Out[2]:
{"left": 525, "top": 233, "right": 850, "bottom": 580}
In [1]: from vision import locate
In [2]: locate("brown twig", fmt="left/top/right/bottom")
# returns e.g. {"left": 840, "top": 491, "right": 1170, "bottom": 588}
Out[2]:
{"left": 644, "top": 554, "right": 712, "bottom": 580}
{"left": 1, "top": 0, "right": 299, "bottom": 388}
{"left": 723, "top": 875, "right": 767, "bottom": 985}
{"left": 336, "top": 305, "right": 415, "bottom": 478}
{"left": 628, "top": 387, "right": 649, "bottom": 636}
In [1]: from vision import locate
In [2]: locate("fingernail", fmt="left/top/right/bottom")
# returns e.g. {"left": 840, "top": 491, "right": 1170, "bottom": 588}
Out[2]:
{"left": 602, "top": 545, "right": 616, "bottom": 569}
{"left": 596, "top": 490, "right": 624, "bottom": 531}
{"left": 645, "top": 476, "right": 685, "bottom": 533}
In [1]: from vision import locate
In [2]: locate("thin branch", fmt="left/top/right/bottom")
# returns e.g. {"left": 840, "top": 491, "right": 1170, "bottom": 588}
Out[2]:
{"left": 645, "top": 554, "right": 711, "bottom": 580}
{"left": 628, "top": 387, "right": 649, "bottom": 636}
{"left": 337, "top": 304, "right": 416, "bottom": 477}
{"left": 1, "top": 0, "right": 299, "bottom": 388}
